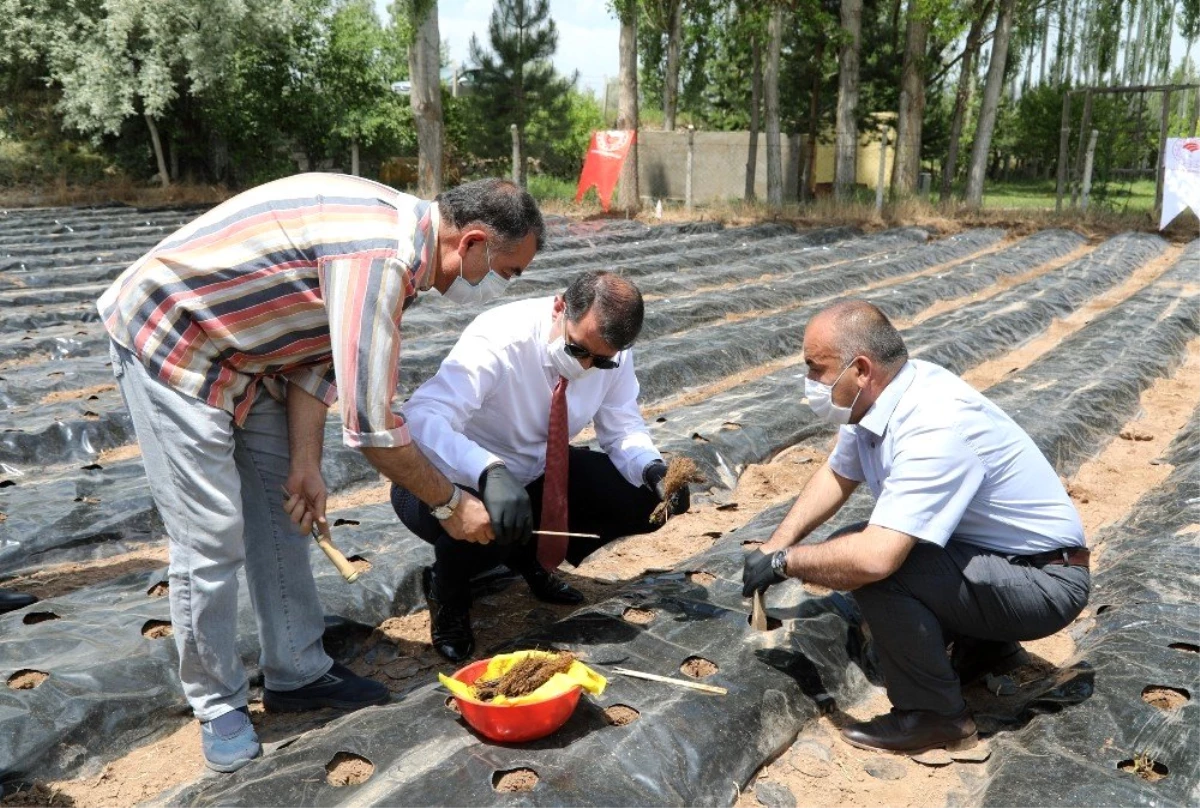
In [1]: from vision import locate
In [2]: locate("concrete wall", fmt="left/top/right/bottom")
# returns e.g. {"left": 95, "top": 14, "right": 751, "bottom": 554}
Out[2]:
{"left": 637, "top": 130, "right": 800, "bottom": 204}
{"left": 636, "top": 127, "right": 895, "bottom": 203}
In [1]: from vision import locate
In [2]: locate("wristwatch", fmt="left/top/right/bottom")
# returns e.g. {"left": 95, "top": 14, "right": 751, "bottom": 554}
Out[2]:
{"left": 431, "top": 486, "right": 462, "bottom": 521}
{"left": 770, "top": 549, "right": 789, "bottom": 580}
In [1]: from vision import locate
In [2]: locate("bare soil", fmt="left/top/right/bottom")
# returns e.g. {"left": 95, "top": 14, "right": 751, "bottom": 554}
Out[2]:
{"left": 603, "top": 705, "right": 640, "bottom": 726}
{"left": 680, "top": 657, "right": 719, "bottom": 678}
{"left": 1141, "top": 686, "right": 1190, "bottom": 711}
{"left": 493, "top": 768, "right": 539, "bottom": 792}
{"left": 0, "top": 545, "right": 167, "bottom": 600}
{"left": 325, "top": 752, "right": 374, "bottom": 787}
{"left": 7, "top": 671, "right": 48, "bottom": 690}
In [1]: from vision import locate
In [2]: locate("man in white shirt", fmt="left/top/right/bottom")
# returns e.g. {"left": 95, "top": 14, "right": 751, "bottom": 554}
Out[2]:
{"left": 743, "top": 300, "right": 1089, "bottom": 755}
{"left": 393, "top": 271, "right": 689, "bottom": 660}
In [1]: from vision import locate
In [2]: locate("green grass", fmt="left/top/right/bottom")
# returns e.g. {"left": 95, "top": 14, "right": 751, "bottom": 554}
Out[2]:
{"left": 975, "top": 178, "right": 1157, "bottom": 212}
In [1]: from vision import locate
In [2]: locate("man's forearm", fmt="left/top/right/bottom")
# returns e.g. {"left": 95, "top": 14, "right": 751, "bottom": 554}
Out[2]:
{"left": 762, "top": 462, "right": 857, "bottom": 552}
{"left": 287, "top": 384, "right": 329, "bottom": 469}
{"left": 786, "top": 524, "right": 918, "bottom": 590}
{"left": 361, "top": 443, "right": 456, "bottom": 507}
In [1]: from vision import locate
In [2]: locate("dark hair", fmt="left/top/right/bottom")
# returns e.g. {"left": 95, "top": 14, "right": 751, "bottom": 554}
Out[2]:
{"left": 823, "top": 299, "right": 908, "bottom": 370}
{"left": 436, "top": 178, "right": 545, "bottom": 251}
{"left": 563, "top": 271, "right": 644, "bottom": 350}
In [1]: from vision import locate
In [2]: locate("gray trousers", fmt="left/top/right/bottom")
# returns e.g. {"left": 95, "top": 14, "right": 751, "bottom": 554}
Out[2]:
{"left": 111, "top": 341, "right": 332, "bottom": 721}
{"left": 852, "top": 538, "right": 1090, "bottom": 715}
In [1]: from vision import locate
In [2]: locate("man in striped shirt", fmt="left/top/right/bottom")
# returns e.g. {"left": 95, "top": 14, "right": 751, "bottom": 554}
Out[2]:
{"left": 99, "top": 173, "right": 544, "bottom": 772}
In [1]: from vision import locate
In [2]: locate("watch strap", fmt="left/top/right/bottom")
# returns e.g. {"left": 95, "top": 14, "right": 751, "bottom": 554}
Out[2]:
{"left": 431, "top": 485, "right": 462, "bottom": 520}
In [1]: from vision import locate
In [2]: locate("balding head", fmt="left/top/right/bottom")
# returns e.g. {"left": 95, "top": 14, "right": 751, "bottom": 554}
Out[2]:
{"left": 802, "top": 300, "right": 909, "bottom": 424}
{"left": 808, "top": 300, "right": 908, "bottom": 373}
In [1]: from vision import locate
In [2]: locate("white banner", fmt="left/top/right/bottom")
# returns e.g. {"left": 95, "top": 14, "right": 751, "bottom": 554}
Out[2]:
{"left": 1160, "top": 138, "right": 1200, "bottom": 229}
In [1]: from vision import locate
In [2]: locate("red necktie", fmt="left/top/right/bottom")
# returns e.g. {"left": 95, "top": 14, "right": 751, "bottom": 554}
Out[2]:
{"left": 537, "top": 376, "right": 570, "bottom": 571}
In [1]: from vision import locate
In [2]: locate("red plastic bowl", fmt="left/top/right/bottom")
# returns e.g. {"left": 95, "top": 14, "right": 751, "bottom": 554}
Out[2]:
{"left": 449, "top": 658, "right": 583, "bottom": 743}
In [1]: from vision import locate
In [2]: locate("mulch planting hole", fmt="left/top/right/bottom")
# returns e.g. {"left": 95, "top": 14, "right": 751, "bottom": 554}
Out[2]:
{"left": 688, "top": 571, "right": 716, "bottom": 586}
{"left": 492, "top": 768, "right": 539, "bottom": 792}
{"left": 747, "top": 613, "right": 783, "bottom": 631}
{"left": 444, "top": 696, "right": 460, "bottom": 714}
{"left": 680, "top": 656, "right": 718, "bottom": 678}
{"left": 1141, "top": 685, "right": 1189, "bottom": 710}
{"left": 622, "top": 607, "right": 655, "bottom": 625}
{"left": 8, "top": 670, "right": 48, "bottom": 690}
{"left": 1169, "top": 642, "right": 1199, "bottom": 654}
{"left": 1118, "top": 755, "right": 1169, "bottom": 782}
{"left": 348, "top": 556, "right": 372, "bottom": 575}
{"left": 22, "top": 612, "right": 59, "bottom": 625}
{"left": 141, "top": 620, "right": 173, "bottom": 639}
{"left": 147, "top": 582, "right": 168, "bottom": 597}
{"left": 603, "top": 704, "right": 640, "bottom": 726}
{"left": 325, "top": 752, "right": 373, "bottom": 787}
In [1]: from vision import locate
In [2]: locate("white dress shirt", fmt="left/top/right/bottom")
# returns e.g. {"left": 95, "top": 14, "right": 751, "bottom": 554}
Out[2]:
{"left": 402, "top": 296, "right": 662, "bottom": 490}
{"left": 829, "top": 360, "right": 1085, "bottom": 555}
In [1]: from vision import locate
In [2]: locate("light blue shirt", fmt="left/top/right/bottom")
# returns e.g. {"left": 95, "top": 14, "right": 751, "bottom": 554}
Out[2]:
{"left": 829, "top": 360, "right": 1085, "bottom": 555}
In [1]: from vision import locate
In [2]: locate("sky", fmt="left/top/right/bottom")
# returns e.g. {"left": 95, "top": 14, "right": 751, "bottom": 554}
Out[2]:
{"left": 376, "top": 0, "right": 620, "bottom": 97}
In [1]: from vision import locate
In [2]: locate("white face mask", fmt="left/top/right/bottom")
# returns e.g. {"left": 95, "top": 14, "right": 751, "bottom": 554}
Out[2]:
{"left": 441, "top": 241, "right": 509, "bottom": 305}
{"left": 546, "top": 335, "right": 594, "bottom": 381}
{"left": 804, "top": 362, "right": 862, "bottom": 425}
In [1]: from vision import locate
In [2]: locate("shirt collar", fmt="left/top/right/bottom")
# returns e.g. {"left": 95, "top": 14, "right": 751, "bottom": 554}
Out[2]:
{"left": 410, "top": 201, "right": 440, "bottom": 292}
{"left": 857, "top": 361, "right": 916, "bottom": 437}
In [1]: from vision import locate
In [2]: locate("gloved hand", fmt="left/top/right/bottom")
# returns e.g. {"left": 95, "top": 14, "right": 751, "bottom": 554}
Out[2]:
{"left": 742, "top": 549, "right": 786, "bottom": 597}
{"left": 644, "top": 460, "right": 690, "bottom": 517}
{"left": 479, "top": 464, "right": 533, "bottom": 546}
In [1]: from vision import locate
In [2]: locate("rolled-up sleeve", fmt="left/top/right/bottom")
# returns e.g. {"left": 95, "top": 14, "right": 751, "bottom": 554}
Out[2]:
{"left": 868, "top": 421, "right": 985, "bottom": 547}
{"left": 402, "top": 333, "right": 506, "bottom": 488}
{"left": 321, "top": 255, "right": 411, "bottom": 448}
{"left": 594, "top": 352, "right": 661, "bottom": 488}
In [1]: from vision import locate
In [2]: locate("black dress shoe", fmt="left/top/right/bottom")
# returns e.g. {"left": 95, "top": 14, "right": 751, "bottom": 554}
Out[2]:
{"left": 522, "top": 566, "right": 584, "bottom": 605}
{"left": 841, "top": 707, "right": 978, "bottom": 755}
{"left": 952, "top": 639, "right": 1028, "bottom": 686}
{"left": 422, "top": 567, "right": 474, "bottom": 663}
{"left": 0, "top": 588, "right": 36, "bottom": 614}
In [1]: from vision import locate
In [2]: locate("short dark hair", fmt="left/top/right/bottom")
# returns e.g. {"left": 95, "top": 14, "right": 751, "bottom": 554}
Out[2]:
{"left": 563, "top": 271, "right": 644, "bottom": 350}
{"left": 436, "top": 178, "right": 545, "bottom": 251}
{"left": 822, "top": 299, "right": 909, "bottom": 370}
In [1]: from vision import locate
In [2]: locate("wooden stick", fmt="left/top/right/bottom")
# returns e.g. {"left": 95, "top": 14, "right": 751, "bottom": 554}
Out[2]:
{"left": 312, "top": 520, "right": 360, "bottom": 584}
{"left": 282, "top": 486, "right": 359, "bottom": 583}
{"left": 533, "top": 529, "right": 601, "bottom": 539}
{"left": 611, "top": 667, "right": 728, "bottom": 695}
{"left": 750, "top": 591, "right": 769, "bottom": 631}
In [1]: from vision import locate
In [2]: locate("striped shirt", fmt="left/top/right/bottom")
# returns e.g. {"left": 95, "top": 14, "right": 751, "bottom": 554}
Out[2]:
{"left": 97, "top": 172, "right": 438, "bottom": 448}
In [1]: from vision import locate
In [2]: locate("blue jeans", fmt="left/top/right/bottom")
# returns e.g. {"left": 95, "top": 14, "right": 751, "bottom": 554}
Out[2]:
{"left": 110, "top": 341, "right": 331, "bottom": 721}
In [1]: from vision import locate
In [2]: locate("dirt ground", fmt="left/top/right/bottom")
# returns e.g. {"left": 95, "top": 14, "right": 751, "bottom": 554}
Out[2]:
{"left": 5, "top": 265, "right": 1198, "bottom": 807}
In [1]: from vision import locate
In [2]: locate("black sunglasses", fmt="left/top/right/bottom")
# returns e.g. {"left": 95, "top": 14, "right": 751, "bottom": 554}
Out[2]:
{"left": 563, "top": 341, "right": 620, "bottom": 370}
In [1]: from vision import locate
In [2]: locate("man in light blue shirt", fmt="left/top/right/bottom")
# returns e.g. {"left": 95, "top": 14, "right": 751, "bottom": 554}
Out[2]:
{"left": 743, "top": 300, "right": 1089, "bottom": 755}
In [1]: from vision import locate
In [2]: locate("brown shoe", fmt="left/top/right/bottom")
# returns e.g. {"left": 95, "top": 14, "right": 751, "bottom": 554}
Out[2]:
{"left": 840, "top": 707, "right": 978, "bottom": 755}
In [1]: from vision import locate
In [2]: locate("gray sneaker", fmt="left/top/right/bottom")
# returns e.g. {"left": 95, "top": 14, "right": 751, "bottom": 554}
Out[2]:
{"left": 200, "top": 707, "right": 261, "bottom": 773}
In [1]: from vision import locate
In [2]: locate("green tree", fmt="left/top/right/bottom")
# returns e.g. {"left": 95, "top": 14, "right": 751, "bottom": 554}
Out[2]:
{"left": 0, "top": 0, "right": 298, "bottom": 187}
{"left": 469, "top": 0, "right": 574, "bottom": 187}
{"left": 315, "top": 0, "right": 409, "bottom": 176}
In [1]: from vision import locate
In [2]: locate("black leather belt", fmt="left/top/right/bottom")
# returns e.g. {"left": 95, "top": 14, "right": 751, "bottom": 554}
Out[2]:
{"left": 1015, "top": 546, "right": 1090, "bottom": 569}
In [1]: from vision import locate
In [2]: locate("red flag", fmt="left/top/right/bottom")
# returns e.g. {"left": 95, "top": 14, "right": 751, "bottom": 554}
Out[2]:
{"left": 575, "top": 130, "right": 635, "bottom": 211}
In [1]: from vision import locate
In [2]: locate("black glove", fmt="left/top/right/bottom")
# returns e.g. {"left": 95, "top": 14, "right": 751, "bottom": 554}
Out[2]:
{"left": 742, "top": 549, "right": 786, "bottom": 597}
{"left": 479, "top": 464, "right": 533, "bottom": 546}
{"left": 644, "top": 461, "right": 690, "bottom": 516}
